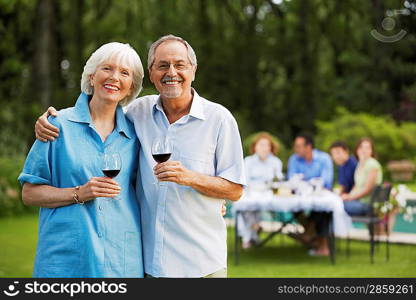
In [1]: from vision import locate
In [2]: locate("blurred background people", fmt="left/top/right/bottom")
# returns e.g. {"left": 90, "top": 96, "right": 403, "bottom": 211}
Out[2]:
{"left": 329, "top": 141, "right": 357, "bottom": 195}
{"left": 287, "top": 133, "right": 334, "bottom": 256}
{"left": 341, "top": 138, "right": 383, "bottom": 216}
{"left": 237, "top": 132, "right": 284, "bottom": 249}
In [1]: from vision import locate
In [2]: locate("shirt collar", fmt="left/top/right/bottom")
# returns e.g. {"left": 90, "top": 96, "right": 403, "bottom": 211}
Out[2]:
{"left": 153, "top": 88, "right": 206, "bottom": 121}
{"left": 188, "top": 89, "right": 205, "bottom": 120}
{"left": 68, "top": 92, "right": 134, "bottom": 139}
{"left": 68, "top": 93, "right": 92, "bottom": 124}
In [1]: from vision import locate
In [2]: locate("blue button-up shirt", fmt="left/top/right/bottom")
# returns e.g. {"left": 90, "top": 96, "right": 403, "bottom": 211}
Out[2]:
{"left": 287, "top": 149, "right": 334, "bottom": 189}
{"left": 125, "top": 90, "right": 246, "bottom": 277}
{"left": 338, "top": 156, "right": 357, "bottom": 193}
{"left": 18, "top": 93, "right": 143, "bottom": 278}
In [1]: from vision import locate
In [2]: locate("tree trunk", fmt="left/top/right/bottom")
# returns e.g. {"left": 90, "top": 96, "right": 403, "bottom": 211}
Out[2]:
{"left": 33, "top": 0, "right": 54, "bottom": 109}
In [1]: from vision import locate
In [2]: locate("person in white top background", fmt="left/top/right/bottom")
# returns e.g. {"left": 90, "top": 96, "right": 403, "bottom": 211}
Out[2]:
{"left": 237, "top": 132, "right": 284, "bottom": 249}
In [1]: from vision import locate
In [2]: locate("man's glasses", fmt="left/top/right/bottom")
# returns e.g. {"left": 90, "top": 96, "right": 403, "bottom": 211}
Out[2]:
{"left": 153, "top": 62, "right": 192, "bottom": 71}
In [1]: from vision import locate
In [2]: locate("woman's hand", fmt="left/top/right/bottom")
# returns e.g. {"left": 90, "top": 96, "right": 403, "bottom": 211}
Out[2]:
{"left": 78, "top": 177, "right": 121, "bottom": 202}
{"left": 341, "top": 193, "right": 353, "bottom": 201}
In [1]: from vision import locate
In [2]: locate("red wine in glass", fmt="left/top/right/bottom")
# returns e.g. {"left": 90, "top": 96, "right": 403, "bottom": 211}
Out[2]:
{"left": 102, "top": 169, "right": 120, "bottom": 178}
{"left": 102, "top": 152, "right": 122, "bottom": 199}
{"left": 152, "top": 153, "right": 171, "bottom": 163}
{"left": 152, "top": 137, "right": 172, "bottom": 185}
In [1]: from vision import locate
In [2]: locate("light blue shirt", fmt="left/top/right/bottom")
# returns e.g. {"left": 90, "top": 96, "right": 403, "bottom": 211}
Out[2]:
{"left": 244, "top": 154, "right": 284, "bottom": 186}
{"left": 125, "top": 89, "right": 246, "bottom": 277}
{"left": 287, "top": 149, "right": 334, "bottom": 189}
{"left": 18, "top": 93, "right": 144, "bottom": 278}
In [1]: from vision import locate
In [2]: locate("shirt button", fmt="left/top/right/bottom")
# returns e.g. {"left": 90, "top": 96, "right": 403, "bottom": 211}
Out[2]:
{"left": 98, "top": 205, "right": 103, "bottom": 211}
{"left": 98, "top": 232, "right": 103, "bottom": 238}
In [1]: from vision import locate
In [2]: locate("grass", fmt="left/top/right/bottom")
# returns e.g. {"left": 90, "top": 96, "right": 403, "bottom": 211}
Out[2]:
{"left": 0, "top": 214, "right": 38, "bottom": 277}
{"left": 1, "top": 214, "right": 416, "bottom": 277}
{"left": 227, "top": 230, "right": 416, "bottom": 277}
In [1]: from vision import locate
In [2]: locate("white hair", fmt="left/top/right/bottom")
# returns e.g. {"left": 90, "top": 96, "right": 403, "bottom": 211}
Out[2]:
{"left": 147, "top": 34, "right": 197, "bottom": 69}
{"left": 81, "top": 42, "right": 144, "bottom": 105}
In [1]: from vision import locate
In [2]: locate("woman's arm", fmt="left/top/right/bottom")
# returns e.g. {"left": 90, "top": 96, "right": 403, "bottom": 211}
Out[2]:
{"left": 342, "top": 169, "right": 378, "bottom": 201}
{"left": 22, "top": 177, "right": 121, "bottom": 208}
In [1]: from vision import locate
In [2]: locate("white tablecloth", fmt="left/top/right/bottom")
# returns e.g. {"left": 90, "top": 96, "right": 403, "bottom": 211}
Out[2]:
{"left": 232, "top": 188, "right": 352, "bottom": 237}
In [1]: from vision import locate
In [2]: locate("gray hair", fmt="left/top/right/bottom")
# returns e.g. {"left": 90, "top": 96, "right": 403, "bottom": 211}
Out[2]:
{"left": 147, "top": 34, "right": 197, "bottom": 69}
{"left": 81, "top": 42, "right": 144, "bottom": 105}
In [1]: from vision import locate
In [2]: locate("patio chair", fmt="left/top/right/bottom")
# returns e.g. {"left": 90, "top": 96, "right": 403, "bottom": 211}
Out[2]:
{"left": 346, "top": 182, "right": 392, "bottom": 263}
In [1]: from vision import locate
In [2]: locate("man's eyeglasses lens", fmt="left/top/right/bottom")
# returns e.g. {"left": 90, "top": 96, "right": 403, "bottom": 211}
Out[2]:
{"left": 155, "top": 63, "right": 190, "bottom": 71}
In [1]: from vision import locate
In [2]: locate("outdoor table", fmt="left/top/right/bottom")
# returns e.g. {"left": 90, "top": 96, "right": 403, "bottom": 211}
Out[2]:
{"left": 232, "top": 187, "right": 353, "bottom": 265}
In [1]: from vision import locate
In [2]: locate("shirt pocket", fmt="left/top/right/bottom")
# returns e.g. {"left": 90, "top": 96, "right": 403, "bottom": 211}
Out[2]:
{"left": 36, "top": 218, "right": 81, "bottom": 270}
{"left": 179, "top": 147, "right": 215, "bottom": 176}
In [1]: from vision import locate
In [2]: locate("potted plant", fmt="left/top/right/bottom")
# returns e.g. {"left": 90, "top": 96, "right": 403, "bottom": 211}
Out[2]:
{"left": 372, "top": 184, "right": 416, "bottom": 235}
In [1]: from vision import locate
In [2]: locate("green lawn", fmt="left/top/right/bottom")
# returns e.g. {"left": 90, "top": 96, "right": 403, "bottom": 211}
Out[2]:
{"left": 0, "top": 214, "right": 38, "bottom": 277}
{"left": 228, "top": 232, "right": 416, "bottom": 277}
{"left": 1, "top": 214, "right": 415, "bottom": 277}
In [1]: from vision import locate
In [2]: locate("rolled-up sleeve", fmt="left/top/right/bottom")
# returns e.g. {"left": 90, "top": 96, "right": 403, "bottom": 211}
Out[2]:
{"left": 215, "top": 113, "right": 246, "bottom": 186}
{"left": 18, "top": 116, "right": 58, "bottom": 186}
{"left": 18, "top": 140, "right": 52, "bottom": 186}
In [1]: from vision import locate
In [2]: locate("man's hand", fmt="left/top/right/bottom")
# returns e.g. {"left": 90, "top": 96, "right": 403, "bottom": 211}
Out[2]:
{"left": 154, "top": 161, "right": 195, "bottom": 186}
{"left": 221, "top": 200, "right": 227, "bottom": 216}
{"left": 35, "top": 106, "right": 59, "bottom": 142}
{"left": 79, "top": 177, "right": 121, "bottom": 202}
{"left": 154, "top": 160, "right": 243, "bottom": 201}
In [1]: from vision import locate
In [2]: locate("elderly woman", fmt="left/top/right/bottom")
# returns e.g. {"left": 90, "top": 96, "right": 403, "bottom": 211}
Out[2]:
{"left": 237, "top": 132, "right": 284, "bottom": 249}
{"left": 18, "top": 42, "right": 144, "bottom": 277}
{"left": 341, "top": 137, "right": 383, "bottom": 215}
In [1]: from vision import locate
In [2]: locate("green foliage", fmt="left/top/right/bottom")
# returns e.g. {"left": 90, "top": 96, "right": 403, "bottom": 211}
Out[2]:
{"left": 2, "top": 0, "right": 416, "bottom": 157}
{"left": 0, "top": 156, "right": 36, "bottom": 217}
{"left": 315, "top": 107, "right": 416, "bottom": 166}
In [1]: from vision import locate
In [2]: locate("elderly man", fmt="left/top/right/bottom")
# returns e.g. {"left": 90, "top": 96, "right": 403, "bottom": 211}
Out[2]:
{"left": 34, "top": 35, "right": 246, "bottom": 277}
{"left": 287, "top": 133, "right": 334, "bottom": 256}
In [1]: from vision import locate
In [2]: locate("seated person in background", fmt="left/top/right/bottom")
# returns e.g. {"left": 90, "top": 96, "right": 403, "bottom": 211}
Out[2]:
{"left": 287, "top": 133, "right": 333, "bottom": 189}
{"left": 287, "top": 133, "right": 334, "bottom": 256}
{"left": 341, "top": 138, "right": 382, "bottom": 216}
{"left": 238, "top": 132, "right": 284, "bottom": 249}
{"left": 329, "top": 141, "right": 357, "bottom": 194}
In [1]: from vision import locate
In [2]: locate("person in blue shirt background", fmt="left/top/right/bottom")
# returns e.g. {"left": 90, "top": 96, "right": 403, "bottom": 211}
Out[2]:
{"left": 287, "top": 133, "right": 334, "bottom": 256}
{"left": 329, "top": 140, "right": 357, "bottom": 194}
{"left": 18, "top": 42, "right": 145, "bottom": 277}
{"left": 287, "top": 133, "right": 333, "bottom": 189}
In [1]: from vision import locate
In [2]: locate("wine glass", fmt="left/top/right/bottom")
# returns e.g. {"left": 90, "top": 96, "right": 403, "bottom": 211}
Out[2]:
{"left": 151, "top": 136, "right": 172, "bottom": 185}
{"left": 102, "top": 152, "right": 122, "bottom": 200}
